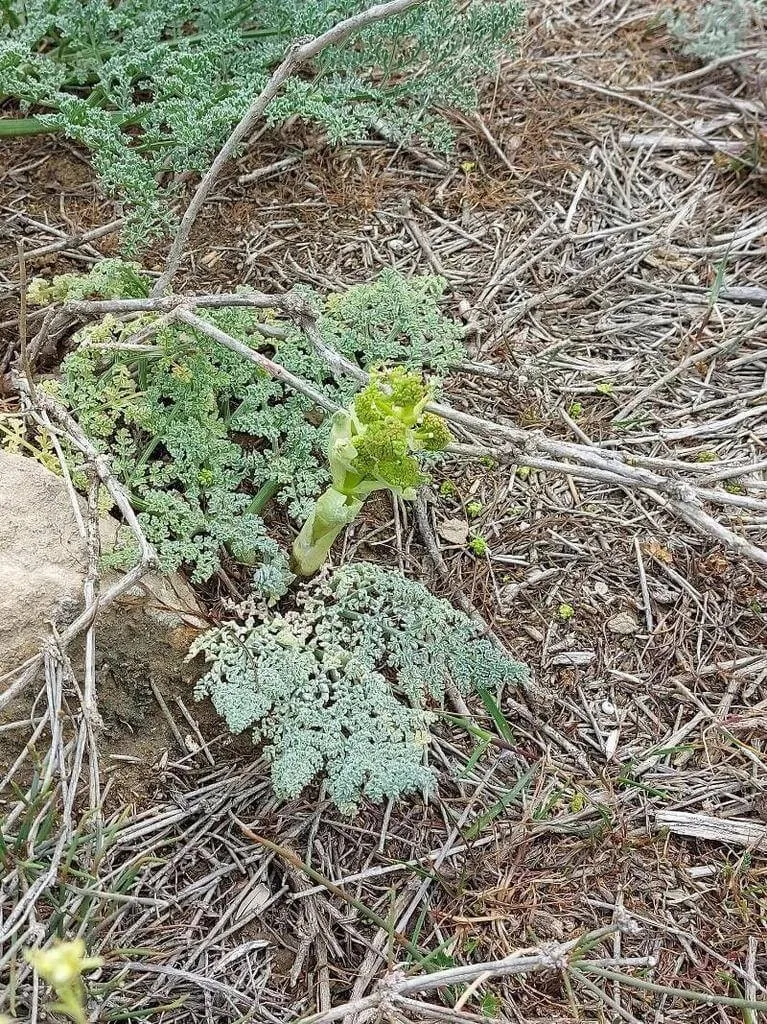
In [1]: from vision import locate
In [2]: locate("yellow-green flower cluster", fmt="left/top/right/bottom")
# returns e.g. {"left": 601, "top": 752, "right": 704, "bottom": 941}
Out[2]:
{"left": 292, "top": 368, "right": 453, "bottom": 575}
{"left": 25, "top": 939, "right": 102, "bottom": 1024}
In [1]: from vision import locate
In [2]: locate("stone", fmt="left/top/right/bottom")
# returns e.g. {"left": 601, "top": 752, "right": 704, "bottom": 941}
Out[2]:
{"left": 438, "top": 517, "right": 469, "bottom": 545}
{"left": 607, "top": 611, "right": 640, "bottom": 635}
{"left": 0, "top": 450, "right": 205, "bottom": 679}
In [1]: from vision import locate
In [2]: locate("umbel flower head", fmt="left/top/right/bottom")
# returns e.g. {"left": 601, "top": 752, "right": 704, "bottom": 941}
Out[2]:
{"left": 292, "top": 367, "right": 453, "bottom": 576}
{"left": 25, "top": 939, "right": 103, "bottom": 1024}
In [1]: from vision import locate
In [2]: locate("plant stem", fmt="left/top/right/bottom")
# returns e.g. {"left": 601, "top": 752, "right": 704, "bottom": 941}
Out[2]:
{"left": 579, "top": 965, "right": 767, "bottom": 1012}
{"left": 225, "top": 479, "right": 282, "bottom": 566}
{"left": 0, "top": 117, "right": 63, "bottom": 138}
{"left": 245, "top": 478, "right": 281, "bottom": 516}
{"left": 291, "top": 487, "right": 362, "bottom": 576}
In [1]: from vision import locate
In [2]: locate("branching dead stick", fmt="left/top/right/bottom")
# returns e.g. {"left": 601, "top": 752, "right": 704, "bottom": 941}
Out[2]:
{"left": 64, "top": 293, "right": 348, "bottom": 409}
{"left": 298, "top": 924, "right": 627, "bottom": 1024}
{"left": 153, "top": 0, "right": 423, "bottom": 296}
{"left": 64, "top": 293, "right": 364, "bottom": 394}
{"left": 62, "top": 295, "right": 767, "bottom": 566}
{"left": 449, "top": 444, "right": 767, "bottom": 514}
{"left": 237, "top": 822, "right": 426, "bottom": 960}
{"left": 438, "top": 410, "right": 767, "bottom": 567}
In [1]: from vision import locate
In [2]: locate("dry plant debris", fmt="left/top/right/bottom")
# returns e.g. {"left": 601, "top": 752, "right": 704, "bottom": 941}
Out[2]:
{"left": 1, "top": 0, "right": 767, "bottom": 1021}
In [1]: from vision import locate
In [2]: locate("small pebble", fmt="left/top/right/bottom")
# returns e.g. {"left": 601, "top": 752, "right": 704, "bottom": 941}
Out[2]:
{"left": 607, "top": 611, "right": 640, "bottom": 635}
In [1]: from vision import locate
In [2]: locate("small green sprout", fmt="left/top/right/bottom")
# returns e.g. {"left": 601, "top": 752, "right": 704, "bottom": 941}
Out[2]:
{"left": 292, "top": 368, "right": 453, "bottom": 575}
{"left": 480, "top": 454, "right": 496, "bottom": 469}
{"left": 439, "top": 480, "right": 459, "bottom": 498}
{"left": 25, "top": 939, "right": 103, "bottom": 1024}
{"left": 724, "top": 481, "right": 745, "bottom": 494}
{"left": 696, "top": 450, "right": 718, "bottom": 463}
{"left": 0, "top": 417, "right": 60, "bottom": 475}
{"left": 466, "top": 500, "right": 483, "bottom": 518}
{"left": 595, "top": 382, "right": 614, "bottom": 396}
{"left": 613, "top": 417, "right": 644, "bottom": 431}
{"left": 558, "top": 603, "right": 575, "bottom": 621}
{"left": 481, "top": 992, "right": 503, "bottom": 1017}
{"left": 568, "top": 401, "right": 583, "bottom": 419}
{"left": 468, "top": 535, "right": 489, "bottom": 556}
{"left": 516, "top": 465, "right": 531, "bottom": 480}
{"left": 570, "top": 790, "right": 586, "bottom": 812}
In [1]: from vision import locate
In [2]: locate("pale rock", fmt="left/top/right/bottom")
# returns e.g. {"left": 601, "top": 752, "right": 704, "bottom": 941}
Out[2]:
{"left": 607, "top": 611, "right": 640, "bottom": 635}
{"left": 0, "top": 450, "right": 204, "bottom": 679}
{"left": 438, "top": 517, "right": 469, "bottom": 546}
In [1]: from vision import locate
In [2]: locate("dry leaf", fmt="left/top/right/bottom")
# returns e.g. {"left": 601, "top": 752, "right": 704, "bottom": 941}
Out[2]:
{"left": 438, "top": 518, "right": 469, "bottom": 545}
{"left": 644, "top": 539, "right": 673, "bottom": 564}
{"left": 607, "top": 611, "right": 640, "bottom": 635}
{"left": 234, "top": 882, "right": 271, "bottom": 923}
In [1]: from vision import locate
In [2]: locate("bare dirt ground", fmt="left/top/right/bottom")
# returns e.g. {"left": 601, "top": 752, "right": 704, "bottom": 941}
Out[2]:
{"left": 1, "top": 0, "right": 766, "bottom": 1021}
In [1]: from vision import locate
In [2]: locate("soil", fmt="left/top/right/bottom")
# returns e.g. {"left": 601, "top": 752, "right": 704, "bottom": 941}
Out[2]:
{"left": 2, "top": 5, "right": 767, "bottom": 1019}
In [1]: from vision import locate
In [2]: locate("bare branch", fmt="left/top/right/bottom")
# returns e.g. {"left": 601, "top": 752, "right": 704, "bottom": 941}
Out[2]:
{"left": 299, "top": 923, "right": 634, "bottom": 1024}
{"left": 62, "top": 288, "right": 767, "bottom": 569}
{"left": 152, "top": 0, "right": 424, "bottom": 296}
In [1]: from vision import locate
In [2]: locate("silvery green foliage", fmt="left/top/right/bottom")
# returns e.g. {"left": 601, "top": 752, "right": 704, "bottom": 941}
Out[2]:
{"left": 1, "top": 0, "right": 524, "bottom": 249}
{"left": 318, "top": 270, "right": 465, "bottom": 374}
{"left": 665, "top": 0, "right": 765, "bottom": 59}
{"left": 191, "top": 562, "right": 529, "bottom": 810}
{"left": 33, "top": 262, "right": 464, "bottom": 597}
